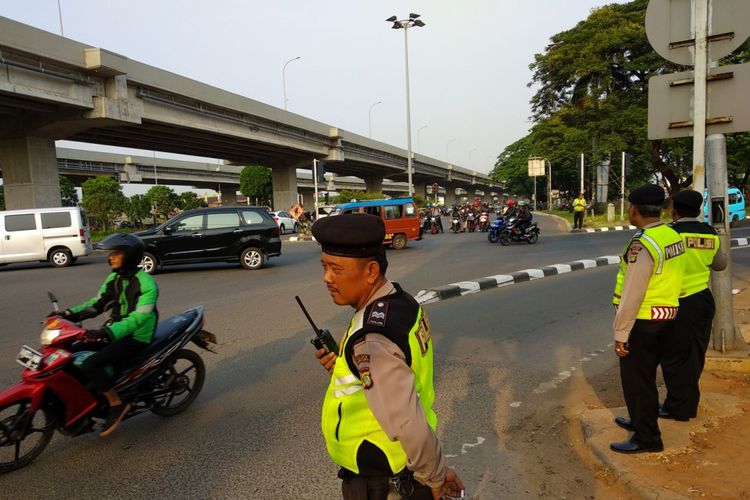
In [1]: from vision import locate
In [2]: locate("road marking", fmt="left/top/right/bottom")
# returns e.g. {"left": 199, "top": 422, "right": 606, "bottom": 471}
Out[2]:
{"left": 510, "top": 401, "right": 522, "bottom": 408}
{"left": 415, "top": 255, "right": 621, "bottom": 305}
{"left": 445, "top": 436, "right": 486, "bottom": 458}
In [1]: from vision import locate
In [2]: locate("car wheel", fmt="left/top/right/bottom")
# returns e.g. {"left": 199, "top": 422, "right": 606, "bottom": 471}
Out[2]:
{"left": 49, "top": 248, "right": 72, "bottom": 267}
{"left": 140, "top": 252, "right": 158, "bottom": 275}
{"left": 240, "top": 247, "right": 266, "bottom": 270}
{"left": 294, "top": 222, "right": 299, "bottom": 233}
{"left": 391, "top": 234, "right": 408, "bottom": 250}
{"left": 731, "top": 215, "right": 739, "bottom": 228}
{"left": 280, "top": 224, "right": 286, "bottom": 234}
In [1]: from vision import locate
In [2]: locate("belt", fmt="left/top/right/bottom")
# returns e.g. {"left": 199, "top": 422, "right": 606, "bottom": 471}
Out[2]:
{"left": 338, "top": 468, "right": 421, "bottom": 497}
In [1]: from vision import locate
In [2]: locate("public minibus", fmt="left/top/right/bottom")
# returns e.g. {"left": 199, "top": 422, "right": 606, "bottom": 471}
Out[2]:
{"left": 703, "top": 187, "right": 746, "bottom": 227}
{"left": 333, "top": 198, "right": 421, "bottom": 249}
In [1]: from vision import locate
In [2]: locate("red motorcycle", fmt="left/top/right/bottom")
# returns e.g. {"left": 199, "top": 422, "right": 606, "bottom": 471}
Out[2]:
{"left": 0, "top": 293, "right": 216, "bottom": 473}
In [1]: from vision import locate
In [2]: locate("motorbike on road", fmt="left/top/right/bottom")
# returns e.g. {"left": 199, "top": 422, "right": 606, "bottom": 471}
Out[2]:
{"left": 450, "top": 214, "right": 462, "bottom": 233}
{"left": 0, "top": 293, "right": 216, "bottom": 473}
{"left": 478, "top": 211, "right": 490, "bottom": 232}
{"left": 467, "top": 212, "right": 477, "bottom": 233}
{"left": 499, "top": 219, "right": 540, "bottom": 245}
{"left": 487, "top": 217, "right": 507, "bottom": 243}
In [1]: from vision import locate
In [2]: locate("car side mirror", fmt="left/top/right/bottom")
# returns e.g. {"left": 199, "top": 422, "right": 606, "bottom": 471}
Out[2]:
{"left": 163, "top": 226, "right": 173, "bottom": 235}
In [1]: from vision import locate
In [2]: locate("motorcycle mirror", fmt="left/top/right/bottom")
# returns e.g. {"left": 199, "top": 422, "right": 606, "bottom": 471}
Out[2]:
{"left": 48, "top": 291, "right": 60, "bottom": 311}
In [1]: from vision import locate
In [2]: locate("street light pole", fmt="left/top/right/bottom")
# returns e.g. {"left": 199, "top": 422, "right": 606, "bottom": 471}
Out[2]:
{"left": 387, "top": 14, "right": 426, "bottom": 198}
{"left": 368, "top": 100, "right": 382, "bottom": 138}
{"left": 417, "top": 124, "right": 428, "bottom": 152}
{"left": 57, "top": 0, "right": 65, "bottom": 36}
{"left": 282, "top": 56, "right": 301, "bottom": 111}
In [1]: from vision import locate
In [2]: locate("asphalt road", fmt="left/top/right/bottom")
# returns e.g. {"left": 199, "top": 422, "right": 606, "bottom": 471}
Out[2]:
{"left": 0, "top": 214, "right": 746, "bottom": 498}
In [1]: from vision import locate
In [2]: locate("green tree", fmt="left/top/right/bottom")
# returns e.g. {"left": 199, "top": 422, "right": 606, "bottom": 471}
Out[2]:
{"left": 178, "top": 191, "right": 207, "bottom": 211}
{"left": 239, "top": 165, "right": 272, "bottom": 206}
{"left": 81, "top": 176, "right": 127, "bottom": 230}
{"left": 125, "top": 194, "right": 152, "bottom": 228}
{"left": 59, "top": 175, "right": 79, "bottom": 207}
{"left": 498, "top": 0, "right": 750, "bottom": 199}
{"left": 146, "top": 185, "right": 179, "bottom": 222}
{"left": 331, "top": 190, "right": 385, "bottom": 204}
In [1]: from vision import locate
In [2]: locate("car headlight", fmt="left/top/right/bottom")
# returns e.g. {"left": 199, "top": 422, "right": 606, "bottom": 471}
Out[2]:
{"left": 40, "top": 328, "right": 61, "bottom": 346}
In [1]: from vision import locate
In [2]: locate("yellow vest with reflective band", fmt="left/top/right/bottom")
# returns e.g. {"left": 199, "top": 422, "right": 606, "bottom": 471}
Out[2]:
{"left": 573, "top": 198, "right": 586, "bottom": 212}
{"left": 613, "top": 223, "right": 686, "bottom": 320}
{"left": 321, "top": 306, "right": 436, "bottom": 475}
{"left": 669, "top": 221, "right": 720, "bottom": 297}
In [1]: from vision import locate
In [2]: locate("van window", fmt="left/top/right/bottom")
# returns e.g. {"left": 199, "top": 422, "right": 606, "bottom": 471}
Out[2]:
{"left": 241, "top": 210, "right": 265, "bottom": 225}
{"left": 384, "top": 205, "right": 403, "bottom": 220}
{"left": 729, "top": 192, "right": 742, "bottom": 205}
{"left": 404, "top": 204, "right": 416, "bottom": 217}
{"left": 41, "top": 211, "right": 72, "bottom": 229}
{"left": 364, "top": 206, "right": 382, "bottom": 217}
{"left": 207, "top": 212, "right": 240, "bottom": 229}
{"left": 172, "top": 215, "right": 204, "bottom": 232}
{"left": 5, "top": 214, "right": 36, "bottom": 232}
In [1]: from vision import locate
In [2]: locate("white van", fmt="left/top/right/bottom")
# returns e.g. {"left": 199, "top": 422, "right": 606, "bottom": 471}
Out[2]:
{"left": 0, "top": 207, "right": 93, "bottom": 268}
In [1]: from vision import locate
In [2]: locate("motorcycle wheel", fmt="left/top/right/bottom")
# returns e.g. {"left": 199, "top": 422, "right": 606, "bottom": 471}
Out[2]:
{"left": 150, "top": 349, "right": 206, "bottom": 417}
{"left": 488, "top": 232, "right": 499, "bottom": 244}
{"left": 527, "top": 231, "right": 539, "bottom": 244}
{"left": 0, "top": 400, "right": 55, "bottom": 473}
{"left": 499, "top": 231, "right": 511, "bottom": 246}
{"left": 431, "top": 223, "right": 438, "bottom": 235}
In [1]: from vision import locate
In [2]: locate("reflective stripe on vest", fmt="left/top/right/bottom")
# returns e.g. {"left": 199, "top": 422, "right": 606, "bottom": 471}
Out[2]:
{"left": 613, "top": 224, "right": 686, "bottom": 320}
{"left": 321, "top": 307, "right": 436, "bottom": 475}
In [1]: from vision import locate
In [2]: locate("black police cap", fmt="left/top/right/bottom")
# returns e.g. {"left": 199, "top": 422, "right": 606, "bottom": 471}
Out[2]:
{"left": 312, "top": 213, "right": 385, "bottom": 258}
{"left": 671, "top": 189, "right": 704, "bottom": 211}
{"left": 628, "top": 184, "right": 666, "bottom": 206}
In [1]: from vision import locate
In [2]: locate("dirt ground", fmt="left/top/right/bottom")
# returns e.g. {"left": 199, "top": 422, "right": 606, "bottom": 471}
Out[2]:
{"left": 503, "top": 280, "right": 750, "bottom": 499}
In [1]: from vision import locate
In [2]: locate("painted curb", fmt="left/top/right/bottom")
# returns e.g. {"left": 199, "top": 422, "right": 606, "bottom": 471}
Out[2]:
{"left": 537, "top": 212, "right": 572, "bottom": 232}
{"left": 579, "top": 225, "right": 636, "bottom": 233}
{"left": 414, "top": 255, "right": 621, "bottom": 305}
{"left": 731, "top": 237, "right": 750, "bottom": 248}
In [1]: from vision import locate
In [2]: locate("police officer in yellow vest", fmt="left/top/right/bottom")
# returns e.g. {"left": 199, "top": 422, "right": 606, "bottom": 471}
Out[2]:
{"left": 312, "top": 213, "right": 465, "bottom": 500}
{"left": 660, "top": 190, "right": 726, "bottom": 420}
{"left": 572, "top": 192, "right": 587, "bottom": 230}
{"left": 610, "top": 184, "right": 686, "bottom": 454}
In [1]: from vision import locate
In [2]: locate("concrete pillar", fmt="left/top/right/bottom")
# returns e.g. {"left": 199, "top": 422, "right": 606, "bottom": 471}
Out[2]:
{"left": 444, "top": 185, "right": 457, "bottom": 207}
{"left": 413, "top": 181, "right": 427, "bottom": 200}
{"left": 364, "top": 176, "right": 383, "bottom": 194}
{"left": 0, "top": 137, "right": 61, "bottom": 209}
{"left": 219, "top": 185, "right": 238, "bottom": 206}
{"left": 271, "top": 165, "right": 298, "bottom": 211}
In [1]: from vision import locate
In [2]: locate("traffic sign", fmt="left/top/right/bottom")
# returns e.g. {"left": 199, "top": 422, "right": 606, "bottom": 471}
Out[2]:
{"left": 527, "top": 158, "right": 545, "bottom": 177}
{"left": 648, "top": 63, "right": 750, "bottom": 140}
{"left": 646, "top": 0, "right": 750, "bottom": 66}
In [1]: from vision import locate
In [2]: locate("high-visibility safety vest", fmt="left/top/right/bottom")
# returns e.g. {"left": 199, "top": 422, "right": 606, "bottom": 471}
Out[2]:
{"left": 321, "top": 286, "right": 436, "bottom": 475}
{"left": 669, "top": 220, "right": 720, "bottom": 297}
{"left": 613, "top": 223, "right": 686, "bottom": 320}
{"left": 573, "top": 198, "right": 586, "bottom": 212}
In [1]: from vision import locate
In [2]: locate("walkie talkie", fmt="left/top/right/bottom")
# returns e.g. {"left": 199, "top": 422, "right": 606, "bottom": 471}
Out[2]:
{"left": 295, "top": 296, "right": 339, "bottom": 354}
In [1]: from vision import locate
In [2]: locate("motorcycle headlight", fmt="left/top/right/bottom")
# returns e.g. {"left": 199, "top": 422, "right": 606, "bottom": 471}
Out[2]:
{"left": 40, "top": 328, "right": 61, "bottom": 346}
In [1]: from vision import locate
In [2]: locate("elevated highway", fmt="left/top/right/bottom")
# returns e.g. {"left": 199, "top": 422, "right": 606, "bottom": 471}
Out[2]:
{"left": 0, "top": 16, "right": 499, "bottom": 210}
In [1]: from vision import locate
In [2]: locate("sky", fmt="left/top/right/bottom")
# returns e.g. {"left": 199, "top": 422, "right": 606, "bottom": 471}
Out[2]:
{"left": 0, "top": 0, "right": 626, "bottom": 193}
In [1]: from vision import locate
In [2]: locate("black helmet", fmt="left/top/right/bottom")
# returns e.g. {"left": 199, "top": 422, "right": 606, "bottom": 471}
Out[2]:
{"left": 96, "top": 233, "right": 145, "bottom": 271}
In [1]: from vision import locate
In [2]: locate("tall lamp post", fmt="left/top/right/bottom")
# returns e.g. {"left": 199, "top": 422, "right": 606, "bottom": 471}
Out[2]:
{"left": 386, "top": 13, "right": 426, "bottom": 197}
{"left": 368, "top": 100, "right": 382, "bottom": 138}
{"left": 282, "top": 56, "right": 301, "bottom": 111}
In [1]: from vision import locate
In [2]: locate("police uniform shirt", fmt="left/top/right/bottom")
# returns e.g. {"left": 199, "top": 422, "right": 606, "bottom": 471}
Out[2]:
{"left": 673, "top": 217, "right": 727, "bottom": 274}
{"left": 349, "top": 279, "right": 447, "bottom": 489}
{"left": 613, "top": 221, "right": 661, "bottom": 343}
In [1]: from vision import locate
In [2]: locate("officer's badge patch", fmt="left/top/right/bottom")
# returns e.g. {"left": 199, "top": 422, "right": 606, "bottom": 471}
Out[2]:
{"left": 360, "top": 369, "right": 373, "bottom": 389}
{"left": 628, "top": 243, "right": 642, "bottom": 263}
{"left": 354, "top": 353, "right": 370, "bottom": 366}
{"left": 367, "top": 301, "right": 389, "bottom": 327}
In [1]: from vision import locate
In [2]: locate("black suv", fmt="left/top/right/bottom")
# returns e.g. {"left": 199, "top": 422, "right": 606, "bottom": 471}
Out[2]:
{"left": 135, "top": 207, "right": 281, "bottom": 274}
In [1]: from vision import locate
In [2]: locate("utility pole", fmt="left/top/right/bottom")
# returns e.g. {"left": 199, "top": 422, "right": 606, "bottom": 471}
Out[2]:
{"left": 620, "top": 151, "right": 625, "bottom": 222}
{"left": 690, "top": 0, "right": 709, "bottom": 196}
{"left": 312, "top": 159, "right": 320, "bottom": 221}
{"left": 706, "top": 134, "right": 744, "bottom": 352}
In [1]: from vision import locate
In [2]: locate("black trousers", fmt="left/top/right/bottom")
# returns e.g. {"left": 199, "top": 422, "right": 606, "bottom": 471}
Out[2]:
{"left": 340, "top": 470, "right": 432, "bottom": 500}
{"left": 662, "top": 289, "right": 716, "bottom": 418}
{"left": 573, "top": 211, "right": 584, "bottom": 229}
{"left": 619, "top": 319, "right": 681, "bottom": 446}
{"left": 80, "top": 337, "right": 148, "bottom": 392}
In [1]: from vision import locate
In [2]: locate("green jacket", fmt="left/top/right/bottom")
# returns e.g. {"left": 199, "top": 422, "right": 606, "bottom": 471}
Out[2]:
{"left": 70, "top": 270, "right": 158, "bottom": 343}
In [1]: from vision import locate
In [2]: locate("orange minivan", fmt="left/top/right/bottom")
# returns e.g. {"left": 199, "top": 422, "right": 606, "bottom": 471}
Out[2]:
{"left": 333, "top": 198, "right": 421, "bottom": 249}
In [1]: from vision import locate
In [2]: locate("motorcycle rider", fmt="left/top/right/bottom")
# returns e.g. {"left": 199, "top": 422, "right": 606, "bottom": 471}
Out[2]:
{"left": 502, "top": 199, "right": 517, "bottom": 219}
{"left": 50, "top": 233, "right": 158, "bottom": 436}
{"left": 430, "top": 204, "right": 444, "bottom": 233}
{"left": 514, "top": 201, "right": 533, "bottom": 234}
